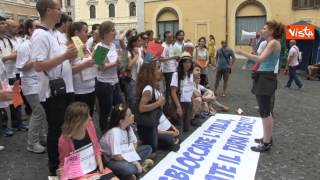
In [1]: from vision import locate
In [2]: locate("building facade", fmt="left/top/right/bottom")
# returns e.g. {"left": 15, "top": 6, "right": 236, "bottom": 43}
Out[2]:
{"left": 0, "top": 0, "right": 38, "bottom": 23}
{"left": 61, "top": 0, "right": 76, "bottom": 20}
{"left": 144, "top": 0, "right": 320, "bottom": 48}
{"left": 74, "top": 0, "right": 140, "bottom": 31}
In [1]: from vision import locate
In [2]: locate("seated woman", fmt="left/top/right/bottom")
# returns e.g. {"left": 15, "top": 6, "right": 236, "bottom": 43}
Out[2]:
{"left": 100, "top": 104, "right": 153, "bottom": 180}
{"left": 58, "top": 102, "right": 118, "bottom": 180}
{"left": 192, "top": 65, "right": 229, "bottom": 120}
{"left": 307, "top": 63, "right": 320, "bottom": 80}
{"left": 158, "top": 114, "right": 180, "bottom": 151}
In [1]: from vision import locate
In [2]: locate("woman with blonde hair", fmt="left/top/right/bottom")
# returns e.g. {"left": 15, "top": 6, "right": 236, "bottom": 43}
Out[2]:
{"left": 58, "top": 102, "right": 118, "bottom": 180}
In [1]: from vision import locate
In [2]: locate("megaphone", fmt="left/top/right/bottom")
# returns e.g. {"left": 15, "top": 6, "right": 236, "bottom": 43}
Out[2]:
{"left": 241, "top": 30, "right": 257, "bottom": 40}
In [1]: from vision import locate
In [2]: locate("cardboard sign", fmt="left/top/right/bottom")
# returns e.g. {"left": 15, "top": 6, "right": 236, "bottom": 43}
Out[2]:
{"left": 62, "top": 144, "right": 97, "bottom": 180}
{"left": 93, "top": 45, "right": 109, "bottom": 65}
{"left": 286, "top": 25, "right": 315, "bottom": 40}
{"left": 142, "top": 114, "right": 263, "bottom": 180}
{"left": 146, "top": 42, "right": 164, "bottom": 58}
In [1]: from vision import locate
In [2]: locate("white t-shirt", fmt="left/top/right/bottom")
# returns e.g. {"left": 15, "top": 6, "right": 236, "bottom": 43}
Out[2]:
{"left": 288, "top": 45, "right": 300, "bottom": 67}
{"left": 158, "top": 114, "right": 172, "bottom": 131}
{"left": 161, "top": 42, "right": 178, "bottom": 73}
{"left": 142, "top": 85, "right": 161, "bottom": 100}
{"left": 31, "top": 28, "right": 74, "bottom": 98}
{"left": 72, "top": 56, "right": 96, "bottom": 95}
{"left": 15, "top": 39, "right": 40, "bottom": 95}
{"left": 173, "top": 41, "right": 183, "bottom": 56}
{"left": 100, "top": 127, "right": 138, "bottom": 161}
{"left": 0, "top": 60, "right": 10, "bottom": 108}
{"left": 0, "top": 37, "right": 17, "bottom": 78}
{"left": 194, "top": 83, "right": 206, "bottom": 94}
{"left": 96, "top": 42, "right": 119, "bottom": 84}
{"left": 128, "top": 48, "right": 144, "bottom": 81}
{"left": 170, "top": 72, "right": 194, "bottom": 102}
{"left": 54, "top": 31, "right": 67, "bottom": 47}
{"left": 86, "top": 36, "right": 94, "bottom": 52}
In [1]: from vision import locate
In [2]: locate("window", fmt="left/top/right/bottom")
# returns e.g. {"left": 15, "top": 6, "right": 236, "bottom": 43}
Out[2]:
{"left": 236, "top": 16, "right": 266, "bottom": 45}
{"left": 90, "top": 5, "right": 96, "bottom": 19}
{"left": 292, "top": 0, "right": 320, "bottom": 9}
{"left": 67, "top": 0, "right": 71, "bottom": 6}
{"left": 67, "top": 12, "right": 72, "bottom": 16}
{"left": 157, "top": 21, "right": 179, "bottom": 40}
{"left": 109, "top": 4, "right": 115, "bottom": 17}
{"left": 129, "top": 2, "right": 136, "bottom": 16}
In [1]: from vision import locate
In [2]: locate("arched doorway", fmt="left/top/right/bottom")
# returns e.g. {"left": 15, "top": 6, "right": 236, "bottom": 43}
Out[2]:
{"left": 235, "top": 1, "right": 266, "bottom": 45}
{"left": 156, "top": 7, "right": 179, "bottom": 40}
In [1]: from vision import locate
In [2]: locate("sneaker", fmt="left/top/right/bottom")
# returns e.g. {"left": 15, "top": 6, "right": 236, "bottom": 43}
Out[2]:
{"left": 172, "top": 144, "right": 180, "bottom": 152}
{"left": 27, "top": 142, "right": 46, "bottom": 154}
{"left": 191, "top": 119, "right": 202, "bottom": 127}
{"left": 14, "top": 123, "right": 29, "bottom": 131}
{"left": 0, "top": 145, "right": 4, "bottom": 151}
{"left": 254, "top": 137, "right": 273, "bottom": 145}
{"left": 298, "top": 85, "right": 304, "bottom": 89}
{"left": 3, "top": 128, "right": 14, "bottom": 137}
{"left": 142, "top": 159, "right": 154, "bottom": 172}
{"left": 251, "top": 143, "right": 272, "bottom": 152}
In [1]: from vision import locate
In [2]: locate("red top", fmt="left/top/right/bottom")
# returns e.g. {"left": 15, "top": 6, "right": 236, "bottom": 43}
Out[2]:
{"left": 58, "top": 120, "right": 101, "bottom": 169}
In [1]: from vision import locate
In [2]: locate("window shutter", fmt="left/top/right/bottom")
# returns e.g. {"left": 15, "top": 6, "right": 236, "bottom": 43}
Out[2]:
{"left": 292, "top": 0, "right": 299, "bottom": 9}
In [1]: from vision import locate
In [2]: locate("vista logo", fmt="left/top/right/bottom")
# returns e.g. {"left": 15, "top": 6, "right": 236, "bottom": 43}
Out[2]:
{"left": 286, "top": 25, "right": 315, "bottom": 40}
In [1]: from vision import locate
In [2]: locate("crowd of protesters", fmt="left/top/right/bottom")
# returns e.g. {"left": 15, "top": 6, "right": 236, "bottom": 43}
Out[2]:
{"left": 1, "top": 0, "right": 315, "bottom": 179}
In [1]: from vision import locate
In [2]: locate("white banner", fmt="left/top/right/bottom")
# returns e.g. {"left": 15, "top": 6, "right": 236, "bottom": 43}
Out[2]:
{"left": 142, "top": 114, "right": 263, "bottom": 180}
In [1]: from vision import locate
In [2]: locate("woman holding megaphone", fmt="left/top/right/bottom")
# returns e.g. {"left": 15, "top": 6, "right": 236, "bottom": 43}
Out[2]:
{"left": 236, "top": 20, "right": 283, "bottom": 152}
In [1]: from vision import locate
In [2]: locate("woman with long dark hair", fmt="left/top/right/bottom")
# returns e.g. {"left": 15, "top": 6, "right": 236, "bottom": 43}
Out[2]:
{"left": 236, "top": 20, "right": 283, "bottom": 152}
{"left": 136, "top": 63, "right": 165, "bottom": 154}
{"left": 170, "top": 52, "right": 194, "bottom": 133}
{"left": 100, "top": 104, "right": 153, "bottom": 180}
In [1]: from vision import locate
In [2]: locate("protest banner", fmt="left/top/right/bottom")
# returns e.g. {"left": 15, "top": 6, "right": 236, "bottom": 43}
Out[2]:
{"left": 142, "top": 114, "right": 263, "bottom": 180}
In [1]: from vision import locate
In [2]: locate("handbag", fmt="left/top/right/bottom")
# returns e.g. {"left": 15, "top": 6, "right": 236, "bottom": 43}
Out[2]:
{"left": 136, "top": 87, "right": 162, "bottom": 127}
{"left": 49, "top": 78, "right": 66, "bottom": 97}
{"left": 45, "top": 64, "right": 66, "bottom": 97}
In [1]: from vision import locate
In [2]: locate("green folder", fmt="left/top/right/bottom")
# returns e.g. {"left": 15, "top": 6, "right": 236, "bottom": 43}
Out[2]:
{"left": 93, "top": 45, "right": 109, "bottom": 65}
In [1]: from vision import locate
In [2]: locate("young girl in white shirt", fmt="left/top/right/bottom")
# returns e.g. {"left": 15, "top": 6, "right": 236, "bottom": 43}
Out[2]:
{"left": 95, "top": 21, "right": 124, "bottom": 132}
{"left": 100, "top": 104, "right": 153, "bottom": 180}
{"left": 67, "top": 21, "right": 96, "bottom": 116}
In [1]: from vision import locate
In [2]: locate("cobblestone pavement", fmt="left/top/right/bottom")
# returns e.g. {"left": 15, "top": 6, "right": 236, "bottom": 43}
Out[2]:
{"left": 0, "top": 61, "right": 319, "bottom": 180}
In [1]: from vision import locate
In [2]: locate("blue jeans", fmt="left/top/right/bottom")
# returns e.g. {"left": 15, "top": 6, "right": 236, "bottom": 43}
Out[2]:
{"left": 120, "top": 77, "right": 137, "bottom": 114}
{"left": 95, "top": 81, "right": 124, "bottom": 131}
{"left": 106, "top": 145, "right": 152, "bottom": 179}
{"left": 138, "top": 125, "right": 158, "bottom": 153}
{"left": 287, "top": 66, "right": 303, "bottom": 88}
{"left": 159, "top": 133, "right": 176, "bottom": 150}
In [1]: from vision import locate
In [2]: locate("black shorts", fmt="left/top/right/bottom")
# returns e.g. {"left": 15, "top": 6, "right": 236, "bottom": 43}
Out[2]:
{"left": 252, "top": 72, "right": 277, "bottom": 96}
{"left": 256, "top": 95, "right": 272, "bottom": 118}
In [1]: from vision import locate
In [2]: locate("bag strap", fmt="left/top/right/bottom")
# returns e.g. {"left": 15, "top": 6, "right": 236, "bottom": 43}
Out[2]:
{"left": 221, "top": 48, "right": 230, "bottom": 65}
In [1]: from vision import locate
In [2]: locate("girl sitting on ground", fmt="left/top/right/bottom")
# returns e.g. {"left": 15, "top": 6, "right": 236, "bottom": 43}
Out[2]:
{"left": 100, "top": 104, "right": 154, "bottom": 180}
{"left": 58, "top": 102, "right": 118, "bottom": 180}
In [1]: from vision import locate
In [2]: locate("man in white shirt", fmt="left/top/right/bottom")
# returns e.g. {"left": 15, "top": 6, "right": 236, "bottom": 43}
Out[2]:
{"left": 54, "top": 13, "right": 72, "bottom": 46}
{"left": 31, "top": 0, "right": 77, "bottom": 175}
{"left": 285, "top": 40, "right": 303, "bottom": 89}
{"left": 160, "top": 31, "right": 179, "bottom": 98}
